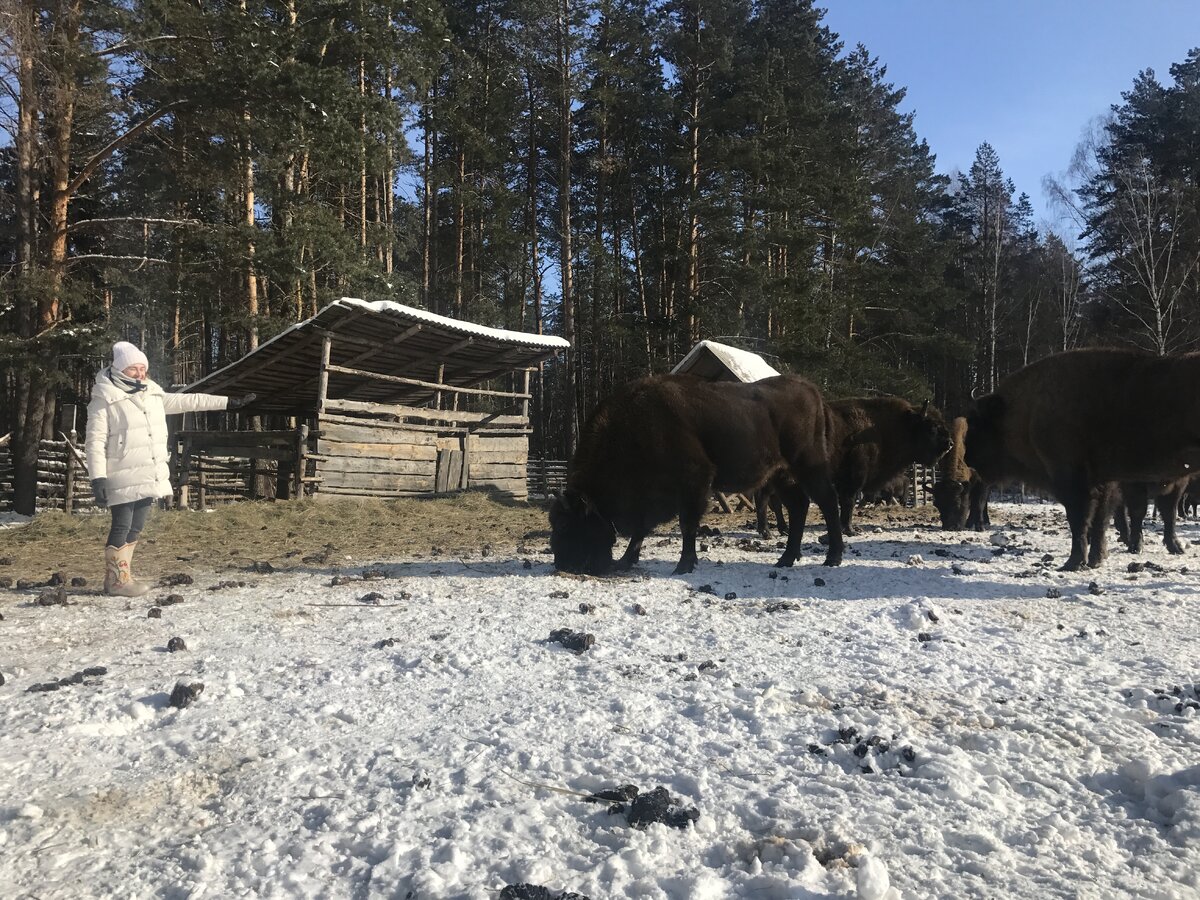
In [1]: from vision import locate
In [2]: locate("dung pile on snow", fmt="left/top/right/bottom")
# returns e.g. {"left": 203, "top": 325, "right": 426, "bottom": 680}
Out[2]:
{"left": 548, "top": 628, "right": 594, "bottom": 653}
{"left": 585, "top": 784, "right": 699, "bottom": 829}
{"left": 25, "top": 665, "right": 106, "bottom": 693}
{"left": 500, "top": 885, "right": 592, "bottom": 900}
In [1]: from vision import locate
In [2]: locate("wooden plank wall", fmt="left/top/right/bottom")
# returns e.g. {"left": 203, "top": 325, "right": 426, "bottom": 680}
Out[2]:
{"left": 315, "top": 417, "right": 437, "bottom": 498}
{"left": 467, "top": 434, "right": 528, "bottom": 500}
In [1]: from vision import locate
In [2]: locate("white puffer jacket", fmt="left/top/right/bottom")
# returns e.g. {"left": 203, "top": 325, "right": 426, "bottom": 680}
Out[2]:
{"left": 85, "top": 369, "right": 229, "bottom": 506}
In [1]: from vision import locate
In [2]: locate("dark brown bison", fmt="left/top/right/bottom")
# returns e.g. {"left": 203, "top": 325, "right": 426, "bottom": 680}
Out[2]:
{"left": 966, "top": 348, "right": 1200, "bottom": 570}
{"left": 754, "top": 398, "right": 950, "bottom": 538}
{"left": 932, "top": 417, "right": 991, "bottom": 531}
{"left": 550, "top": 374, "right": 844, "bottom": 575}
{"left": 825, "top": 397, "right": 952, "bottom": 536}
{"left": 1114, "top": 478, "right": 1191, "bottom": 554}
{"left": 859, "top": 472, "right": 911, "bottom": 506}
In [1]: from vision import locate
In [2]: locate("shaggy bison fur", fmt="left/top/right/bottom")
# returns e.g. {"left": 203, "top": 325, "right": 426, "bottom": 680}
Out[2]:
{"left": 932, "top": 417, "right": 991, "bottom": 531}
{"left": 824, "top": 397, "right": 951, "bottom": 536}
{"left": 966, "top": 348, "right": 1200, "bottom": 570}
{"left": 550, "top": 374, "right": 843, "bottom": 575}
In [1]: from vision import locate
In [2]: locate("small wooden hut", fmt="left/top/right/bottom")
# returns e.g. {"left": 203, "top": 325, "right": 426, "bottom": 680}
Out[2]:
{"left": 670, "top": 339, "right": 780, "bottom": 382}
{"left": 180, "top": 298, "right": 568, "bottom": 503}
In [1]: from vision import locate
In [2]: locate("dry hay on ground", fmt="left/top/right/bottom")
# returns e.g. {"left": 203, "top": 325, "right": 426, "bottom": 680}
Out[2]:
{"left": 0, "top": 492, "right": 549, "bottom": 590}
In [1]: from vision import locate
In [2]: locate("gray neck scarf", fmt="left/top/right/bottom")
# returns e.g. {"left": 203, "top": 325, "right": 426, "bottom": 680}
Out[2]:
{"left": 108, "top": 366, "right": 147, "bottom": 394}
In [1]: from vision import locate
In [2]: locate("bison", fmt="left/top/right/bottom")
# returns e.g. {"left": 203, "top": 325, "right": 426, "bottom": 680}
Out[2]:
{"left": 754, "top": 398, "right": 950, "bottom": 538}
{"left": 550, "top": 374, "right": 844, "bottom": 575}
{"left": 931, "top": 417, "right": 991, "bottom": 531}
{"left": 824, "top": 397, "right": 951, "bottom": 536}
{"left": 966, "top": 348, "right": 1200, "bottom": 570}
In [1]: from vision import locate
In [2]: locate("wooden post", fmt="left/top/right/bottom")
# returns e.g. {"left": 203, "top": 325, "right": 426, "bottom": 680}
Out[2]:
{"left": 521, "top": 369, "right": 531, "bottom": 421}
{"left": 295, "top": 423, "right": 308, "bottom": 499}
{"left": 64, "top": 442, "right": 75, "bottom": 515}
{"left": 317, "top": 332, "right": 333, "bottom": 415}
{"left": 435, "top": 362, "right": 445, "bottom": 410}
{"left": 177, "top": 435, "right": 192, "bottom": 508}
{"left": 198, "top": 456, "right": 207, "bottom": 510}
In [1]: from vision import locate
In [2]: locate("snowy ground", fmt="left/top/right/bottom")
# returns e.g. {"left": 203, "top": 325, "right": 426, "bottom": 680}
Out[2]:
{"left": 2, "top": 503, "right": 1199, "bottom": 900}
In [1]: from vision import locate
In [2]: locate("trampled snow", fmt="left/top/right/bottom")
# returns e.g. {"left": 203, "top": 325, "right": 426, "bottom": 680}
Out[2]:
{"left": 2, "top": 503, "right": 1199, "bottom": 899}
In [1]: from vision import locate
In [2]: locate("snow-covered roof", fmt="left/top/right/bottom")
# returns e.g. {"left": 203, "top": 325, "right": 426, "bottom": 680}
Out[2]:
{"left": 185, "top": 298, "right": 568, "bottom": 413}
{"left": 670, "top": 340, "right": 781, "bottom": 382}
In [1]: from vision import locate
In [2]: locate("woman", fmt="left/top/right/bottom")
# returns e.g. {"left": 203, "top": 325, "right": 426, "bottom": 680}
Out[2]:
{"left": 86, "top": 341, "right": 255, "bottom": 596}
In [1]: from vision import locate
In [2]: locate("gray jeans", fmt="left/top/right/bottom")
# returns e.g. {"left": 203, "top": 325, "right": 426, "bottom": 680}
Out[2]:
{"left": 107, "top": 498, "right": 154, "bottom": 547}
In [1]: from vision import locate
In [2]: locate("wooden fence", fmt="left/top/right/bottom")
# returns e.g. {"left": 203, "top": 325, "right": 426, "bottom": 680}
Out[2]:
{"left": 0, "top": 434, "right": 98, "bottom": 513}
{"left": 526, "top": 458, "right": 568, "bottom": 499}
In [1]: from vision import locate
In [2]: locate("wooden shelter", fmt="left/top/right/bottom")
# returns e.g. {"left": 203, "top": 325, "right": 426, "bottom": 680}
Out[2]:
{"left": 180, "top": 298, "right": 568, "bottom": 503}
{"left": 671, "top": 339, "right": 781, "bottom": 382}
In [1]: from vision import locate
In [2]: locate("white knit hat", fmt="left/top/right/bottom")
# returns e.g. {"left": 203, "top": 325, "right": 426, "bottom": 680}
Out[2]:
{"left": 112, "top": 341, "right": 149, "bottom": 373}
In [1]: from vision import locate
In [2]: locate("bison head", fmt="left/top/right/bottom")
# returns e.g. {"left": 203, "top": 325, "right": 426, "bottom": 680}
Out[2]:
{"left": 964, "top": 394, "right": 1006, "bottom": 481}
{"left": 908, "top": 401, "right": 953, "bottom": 465}
{"left": 549, "top": 488, "right": 617, "bottom": 575}
{"left": 932, "top": 479, "right": 972, "bottom": 530}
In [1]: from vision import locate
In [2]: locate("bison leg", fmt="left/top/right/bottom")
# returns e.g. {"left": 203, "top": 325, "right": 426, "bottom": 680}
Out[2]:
{"left": 1119, "top": 483, "right": 1147, "bottom": 553}
{"left": 774, "top": 486, "right": 810, "bottom": 567}
{"left": 1086, "top": 483, "right": 1118, "bottom": 568}
{"left": 755, "top": 489, "right": 771, "bottom": 539}
{"left": 1158, "top": 487, "right": 1187, "bottom": 554}
{"left": 1058, "top": 476, "right": 1093, "bottom": 571}
{"left": 966, "top": 479, "right": 990, "bottom": 532}
{"left": 793, "top": 475, "right": 843, "bottom": 567}
{"left": 613, "top": 530, "right": 648, "bottom": 571}
{"left": 838, "top": 487, "right": 858, "bottom": 537}
{"left": 672, "top": 491, "right": 709, "bottom": 575}
{"left": 770, "top": 491, "right": 788, "bottom": 534}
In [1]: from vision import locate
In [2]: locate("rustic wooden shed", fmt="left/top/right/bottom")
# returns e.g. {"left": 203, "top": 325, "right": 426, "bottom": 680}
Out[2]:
{"left": 670, "top": 339, "right": 781, "bottom": 382}
{"left": 181, "top": 298, "right": 568, "bottom": 503}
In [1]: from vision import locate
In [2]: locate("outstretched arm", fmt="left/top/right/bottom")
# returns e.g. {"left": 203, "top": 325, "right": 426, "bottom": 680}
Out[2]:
{"left": 161, "top": 392, "right": 230, "bottom": 415}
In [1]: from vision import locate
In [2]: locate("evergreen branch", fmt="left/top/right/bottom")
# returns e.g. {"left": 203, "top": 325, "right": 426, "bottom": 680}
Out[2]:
{"left": 69, "top": 216, "right": 202, "bottom": 231}
{"left": 96, "top": 34, "right": 187, "bottom": 57}
{"left": 66, "top": 103, "right": 183, "bottom": 198}
{"left": 67, "top": 254, "right": 171, "bottom": 266}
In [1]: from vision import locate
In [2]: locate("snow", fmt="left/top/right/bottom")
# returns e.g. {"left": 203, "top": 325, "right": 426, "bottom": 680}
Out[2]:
{"left": 2, "top": 503, "right": 1200, "bottom": 898}
{"left": 671, "top": 340, "right": 782, "bottom": 383}
{"left": 336, "top": 298, "right": 570, "bottom": 350}
{"left": 0, "top": 512, "right": 32, "bottom": 530}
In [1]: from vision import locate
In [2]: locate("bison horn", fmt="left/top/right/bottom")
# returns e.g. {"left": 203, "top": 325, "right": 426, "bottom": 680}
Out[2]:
{"left": 921, "top": 399, "right": 931, "bottom": 416}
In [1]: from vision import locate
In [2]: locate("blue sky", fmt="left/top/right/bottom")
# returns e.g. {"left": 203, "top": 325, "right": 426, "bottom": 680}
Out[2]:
{"left": 819, "top": 1, "right": 1200, "bottom": 233}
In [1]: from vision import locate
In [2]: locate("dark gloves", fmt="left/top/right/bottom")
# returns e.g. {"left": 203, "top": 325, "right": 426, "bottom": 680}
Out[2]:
{"left": 91, "top": 478, "right": 109, "bottom": 508}
{"left": 227, "top": 392, "right": 257, "bottom": 410}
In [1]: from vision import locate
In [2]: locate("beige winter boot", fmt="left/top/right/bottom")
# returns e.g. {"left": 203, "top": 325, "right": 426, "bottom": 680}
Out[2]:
{"left": 104, "top": 543, "right": 150, "bottom": 597}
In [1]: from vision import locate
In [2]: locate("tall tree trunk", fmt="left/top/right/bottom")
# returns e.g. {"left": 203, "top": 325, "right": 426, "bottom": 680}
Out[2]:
{"left": 557, "top": 0, "right": 578, "bottom": 453}
{"left": 383, "top": 71, "right": 395, "bottom": 276}
{"left": 244, "top": 137, "right": 258, "bottom": 349}
{"left": 422, "top": 84, "right": 434, "bottom": 309}
{"left": 455, "top": 148, "right": 466, "bottom": 317}
{"left": 11, "top": 0, "right": 43, "bottom": 516}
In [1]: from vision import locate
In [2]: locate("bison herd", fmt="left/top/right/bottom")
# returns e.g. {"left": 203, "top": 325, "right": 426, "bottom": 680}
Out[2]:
{"left": 549, "top": 347, "right": 1200, "bottom": 576}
